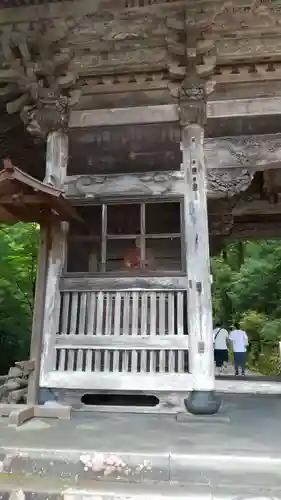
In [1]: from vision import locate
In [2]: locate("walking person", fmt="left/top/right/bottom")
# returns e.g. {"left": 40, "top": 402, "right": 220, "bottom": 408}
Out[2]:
{"left": 213, "top": 325, "right": 229, "bottom": 375}
{"left": 229, "top": 323, "right": 249, "bottom": 376}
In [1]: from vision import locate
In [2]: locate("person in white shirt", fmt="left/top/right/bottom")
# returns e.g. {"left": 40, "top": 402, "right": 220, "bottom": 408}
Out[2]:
{"left": 213, "top": 326, "right": 229, "bottom": 373}
{"left": 229, "top": 323, "right": 249, "bottom": 376}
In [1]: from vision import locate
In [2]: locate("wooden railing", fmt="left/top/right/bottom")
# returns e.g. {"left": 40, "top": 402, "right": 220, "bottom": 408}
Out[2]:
{"left": 55, "top": 289, "right": 189, "bottom": 376}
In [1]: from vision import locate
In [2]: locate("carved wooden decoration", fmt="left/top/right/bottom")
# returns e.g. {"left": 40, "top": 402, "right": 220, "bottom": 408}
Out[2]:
{"left": 165, "top": 9, "right": 217, "bottom": 100}
{"left": 64, "top": 167, "right": 254, "bottom": 199}
{"left": 65, "top": 172, "right": 184, "bottom": 198}
{"left": 0, "top": 22, "right": 81, "bottom": 136}
{"left": 205, "top": 134, "right": 281, "bottom": 170}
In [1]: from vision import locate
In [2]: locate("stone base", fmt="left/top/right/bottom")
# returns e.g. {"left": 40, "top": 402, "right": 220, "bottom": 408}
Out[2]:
{"left": 0, "top": 402, "right": 72, "bottom": 426}
{"left": 184, "top": 391, "right": 221, "bottom": 415}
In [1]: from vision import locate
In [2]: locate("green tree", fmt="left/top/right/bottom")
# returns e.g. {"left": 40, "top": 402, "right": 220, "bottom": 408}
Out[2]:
{"left": 0, "top": 222, "right": 39, "bottom": 374}
{"left": 212, "top": 240, "right": 281, "bottom": 375}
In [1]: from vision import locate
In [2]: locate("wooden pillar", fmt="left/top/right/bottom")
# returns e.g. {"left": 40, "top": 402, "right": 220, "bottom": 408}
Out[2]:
{"left": 44, "top": 131, "right": 68, "bottom": 188}
{"left": 27, "top": 226, "right": 49, "bottom": 404}
{"left": 39, "top": 130, "right": 68, "bottom": 388}
{"left": 180, "top": 101, "right": 220, "bottom": 414}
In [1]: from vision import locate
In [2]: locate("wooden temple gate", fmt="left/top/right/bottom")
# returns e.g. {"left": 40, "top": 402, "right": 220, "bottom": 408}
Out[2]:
{"left": 1, "top": 0, "right": 281, "bottom": 421}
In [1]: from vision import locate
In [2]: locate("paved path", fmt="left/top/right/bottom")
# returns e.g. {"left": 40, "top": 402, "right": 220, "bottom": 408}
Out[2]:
{"left": 1, "top": 394, "right": 281, "bottom": 496}
{"left": 217, "top": 363, "right": 262, "bottom": 376}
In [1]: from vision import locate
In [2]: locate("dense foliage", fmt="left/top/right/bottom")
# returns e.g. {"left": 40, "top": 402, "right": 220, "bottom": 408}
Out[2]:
{"left": 0, "top": 223, "right": 280, "bottom": 375}
{"left": 0, "top": 223, "right": 39, "bottom": 374}
{"left": 212, "top": 240, "right": 281, "bottom": 375}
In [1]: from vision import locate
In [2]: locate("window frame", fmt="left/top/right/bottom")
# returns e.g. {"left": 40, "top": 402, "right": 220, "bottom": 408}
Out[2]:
{"left": 65, "top": 197, "right": 186, "bottom": 277}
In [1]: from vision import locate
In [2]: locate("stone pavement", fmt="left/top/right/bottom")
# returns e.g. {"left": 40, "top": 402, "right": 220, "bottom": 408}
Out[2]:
{"left": 1, "top": 394, "right": 281, "bottom": 497}
{"left": 216, "top": 363, "right": 263, "bottom": 376}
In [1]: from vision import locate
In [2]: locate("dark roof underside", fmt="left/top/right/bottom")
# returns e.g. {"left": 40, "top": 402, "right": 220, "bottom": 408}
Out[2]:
{"left": 0, "top": 160, "right": 78, "bottom": 223}
{"left": 0, "top": 0, "right": 66, "bottom": 6}
{"left": 0, "top": 101, "right": 45, "bottom": 180}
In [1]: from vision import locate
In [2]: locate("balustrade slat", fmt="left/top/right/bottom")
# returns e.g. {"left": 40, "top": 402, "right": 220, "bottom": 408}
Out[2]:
{"left": 140, "top": 293, "right": 148, "bottom": 335}
{"left": 96, "top": 292, "right": 104, "bottom": 335}
{"left": 114, "top": 292, "right": 121, "bottom": 336}
{"left": 103, "top": 350, "right": 110, "bottom": 371}
{"left": 131, "top": 292, "right": 139, "bottom": 335}
{"left": 61, "top": 293, "right": 70, "bottom": 335}
{"left": 95, "top": 350, "right": 101, "bottom": 371}
{"left": 149, "top": 292, "right": 157, "bottom": 335}
{"left": 177, "top": 292, "right": 184, "bottom": 335}
{"left": 79, "top": 293, "right": 87, "bottom": 335}
{"left": 87, "top": 292, "right": 96, "bottom": 335}
{"left": 58, "top": 349, "right": 66, "bottom": 371}
{"left": 168, "top": 350, "right": 175, "bottom": 372}
{"left": 67, "top": 349, "right": 75, "bottom": 371}
{"left": 112, "top": 350, "right": 119, "bottom": 371}
{"left": 149, "top": 351, "right": 156, "bottom": 372}
{"left": 178, "top": 351, "right": 184, "bottom": 372}
{"left": 122, "top": 293, "right": 130, "bottom": 335}
{"left": 131, "top": 350, "right": 138, "bottom": 373}
{"left": 122, "top": 351, "right": 129, "bottom": 372}
{"left": 140, "top": 350, "right": 147, "bottom": 373}
{"left": 105, "top": 292, "right": 112, "bottom": 335}
{"left": 70, "top": 292, "right": 78, "bottom": 335}
{"left": 159, "top": 350, "right": 166, "bottom": 373}
{"left": 86, "top": 350, "right": 93, "bottom": 371}
{"left": 77, "top": 349, "right": 83, "bottom": 371}
{"left": 168, "top": 293, "right": 174, "bottom": 335}
{"left": 159, "top": 294, "right": 166, "bottom": 335}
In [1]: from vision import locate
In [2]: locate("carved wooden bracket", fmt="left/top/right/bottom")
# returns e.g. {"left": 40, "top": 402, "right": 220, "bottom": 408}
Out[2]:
{"left": 165, "top": 8, "right": 217, "bottom": 102}
{"left": 0, "top": 23, "right": 82, "bottom": 137}
{"left": 208, "top": 168, "right": 254, "bottom": 197}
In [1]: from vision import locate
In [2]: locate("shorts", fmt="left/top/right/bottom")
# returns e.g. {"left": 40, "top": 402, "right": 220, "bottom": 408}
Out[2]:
{"left": 214, "top": 349, "right": 228, "bottom": 367}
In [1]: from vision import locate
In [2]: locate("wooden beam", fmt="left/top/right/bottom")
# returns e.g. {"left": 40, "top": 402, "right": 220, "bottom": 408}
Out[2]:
{"left": 60, "top": 275, "right": 187, "bottom": 292}
{"left": 207, "top": 97, "right": 281, "bottom": 119}
{"left": 205, "top": 134, "right": 281, "bottom": 170}
{"left": 69, "top": 105, "right": 179, "bottom": 128}
{"left": 70, "top": 98, "right": 281, "bottom": 128}
{"left": 0, "top": 195, "right": 49, "bottom": 204}
{"left": 40, "top": 371, "right": 193, "bottom": 392}
{"left": 64, "top": 167, "right": 254, "bottom": 199}
{"left": 233, "top": 199, "right": 281, "bottom": 216}
{"left": 230, "top": 222, "right": 281, "bottom": 240}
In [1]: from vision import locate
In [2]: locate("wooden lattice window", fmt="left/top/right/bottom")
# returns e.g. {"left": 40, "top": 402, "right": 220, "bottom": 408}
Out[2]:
{"left": 66, "top": 201, "right": 183, "bottom": 274}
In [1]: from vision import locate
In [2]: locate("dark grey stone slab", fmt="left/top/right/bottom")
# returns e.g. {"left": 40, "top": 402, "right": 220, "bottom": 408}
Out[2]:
{"left": 176, "top": 412, "right": 230, "bottom": 424}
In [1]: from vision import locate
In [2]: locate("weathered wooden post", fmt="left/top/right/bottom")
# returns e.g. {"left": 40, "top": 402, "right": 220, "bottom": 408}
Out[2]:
{"left": 180, "top": 86, "right": 221, "bottom": 414}
{"left": 39, "top": 129, "right": 69, "bottom": 387}
{"left": 28, "top": 128, "right": 69, "bottom": 404}
{"left": 45, "top": 131, "right": 69, "bottom": 189}
{"left": 27, "top": 129, "right": 69, "bottom": 404}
